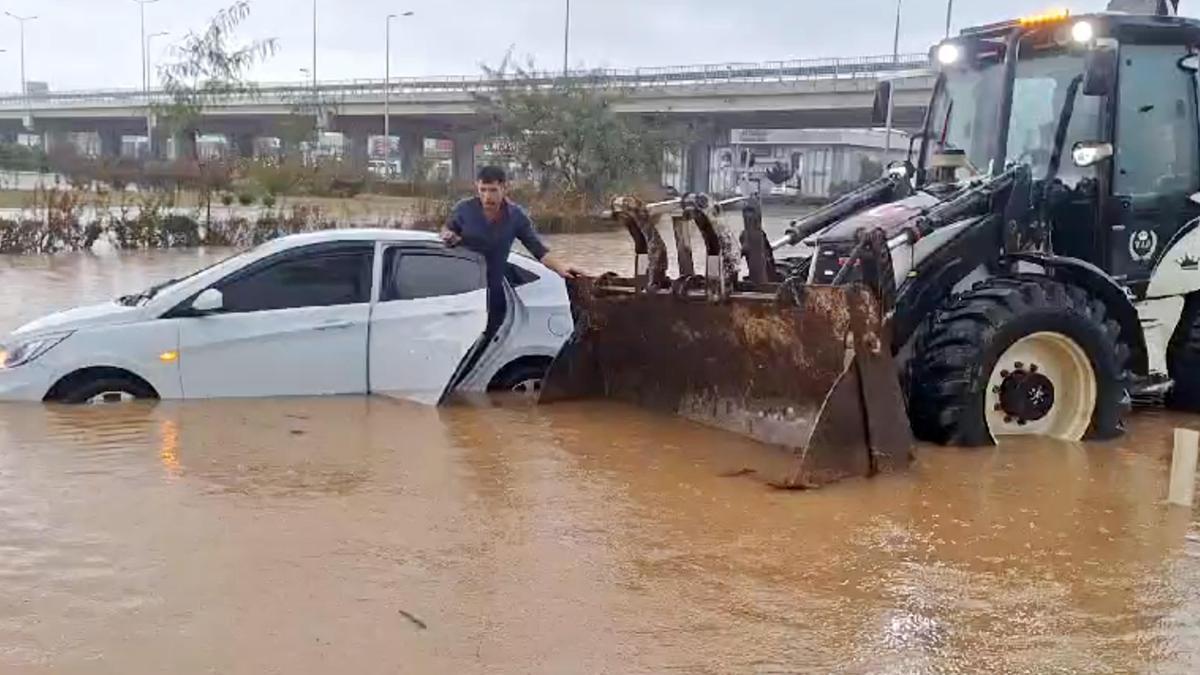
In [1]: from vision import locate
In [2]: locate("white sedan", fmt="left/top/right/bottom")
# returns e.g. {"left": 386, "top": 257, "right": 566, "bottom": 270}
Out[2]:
{"left": 0, "top": 229, "right": 574, "bottom": 404}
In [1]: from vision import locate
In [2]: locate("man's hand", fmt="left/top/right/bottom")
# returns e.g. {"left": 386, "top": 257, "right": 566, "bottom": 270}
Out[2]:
{"left": 542, "top": 253, "right": 583, "bottom": 279}
{"left": 439, "top": 228, "right": 462, "bottom": 247}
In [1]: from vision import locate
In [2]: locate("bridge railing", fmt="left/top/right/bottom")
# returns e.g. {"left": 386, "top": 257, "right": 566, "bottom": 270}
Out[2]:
{"left": 0, "top": 53, "right": 930, "bottom": 110}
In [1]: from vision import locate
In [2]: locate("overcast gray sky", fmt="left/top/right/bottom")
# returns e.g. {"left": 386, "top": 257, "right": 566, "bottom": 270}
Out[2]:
{"left": 0, "top": 0, "right": 1191, "bottom": 92}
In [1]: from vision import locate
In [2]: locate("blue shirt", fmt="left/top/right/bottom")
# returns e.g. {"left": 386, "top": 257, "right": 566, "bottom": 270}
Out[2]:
{"left": 446, "top": 197, "right": 549, "bottom": 321}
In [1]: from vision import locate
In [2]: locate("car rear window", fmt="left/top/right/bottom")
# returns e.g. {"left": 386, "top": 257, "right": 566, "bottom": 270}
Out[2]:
{"left": 382, "top": 250, "right": 486, "bottom": 301}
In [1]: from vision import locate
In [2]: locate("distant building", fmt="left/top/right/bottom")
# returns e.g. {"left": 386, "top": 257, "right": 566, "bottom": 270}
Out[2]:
{"left": 713, "top": 128, "right": 910, "bottom": 199}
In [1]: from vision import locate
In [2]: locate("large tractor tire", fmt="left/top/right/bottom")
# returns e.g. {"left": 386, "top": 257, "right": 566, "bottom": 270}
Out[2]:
{"left": 1167, "top": 295, "right": 1200, "bottom": 411}
{"left": 908, "top": 276, "right": 1131, "bottom": 446}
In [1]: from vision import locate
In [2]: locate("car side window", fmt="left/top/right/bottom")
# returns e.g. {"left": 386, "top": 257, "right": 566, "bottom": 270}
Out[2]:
{"left": 218, "top": 248, "right": 374, "bottom": 313}
{"left": 381, "top": 249, "right": 485, "bottom": 301}
{"left": 506, "top": 262, "right": 539, "bottom": 287}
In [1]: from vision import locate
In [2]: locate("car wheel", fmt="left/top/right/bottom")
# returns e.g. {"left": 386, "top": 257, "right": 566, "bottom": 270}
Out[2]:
{"left": 59, "top": 376, "right": 158, "bottom": 405}
{"left": 489, "top": 362, "right": 550, "bottom": 397}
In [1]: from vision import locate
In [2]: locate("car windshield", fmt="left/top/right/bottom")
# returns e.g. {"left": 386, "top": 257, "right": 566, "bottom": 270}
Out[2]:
{"left": 923, "top": 60, "right": 1005, "bottom": 175}
{"left": 116, "top": 249, "right": 254, "bottom": 306}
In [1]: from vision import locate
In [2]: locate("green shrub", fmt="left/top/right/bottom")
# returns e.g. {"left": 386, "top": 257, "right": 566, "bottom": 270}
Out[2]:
{"left": 237, "top": 192, "right": 256, "bottom": 206}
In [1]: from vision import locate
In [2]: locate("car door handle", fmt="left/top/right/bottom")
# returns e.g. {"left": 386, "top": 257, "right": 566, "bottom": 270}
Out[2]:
{"left": 313, "top": 320, "right": 354, "bottom": 331}
{"left": 444, "top": 309, "right": 475, "bottom": 317}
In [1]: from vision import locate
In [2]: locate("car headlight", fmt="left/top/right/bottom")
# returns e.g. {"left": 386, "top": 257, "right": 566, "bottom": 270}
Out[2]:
{"left": 0, "top": 331, "right": 73, "bottom": 369}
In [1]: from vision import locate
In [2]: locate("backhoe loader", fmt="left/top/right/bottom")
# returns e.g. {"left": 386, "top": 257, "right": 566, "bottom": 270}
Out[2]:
{"left": 540, "top": 1, "right": 1200, "bottom": 487}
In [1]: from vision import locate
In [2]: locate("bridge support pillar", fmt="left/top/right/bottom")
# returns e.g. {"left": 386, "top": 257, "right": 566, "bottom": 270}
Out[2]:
{"left": 452, "top": 132, "right": 478, "bottom": 183}
{"left": 99, "top": 129, "right": 123, "bottom": 159}
{"left": 398, "top": 130, "right": 424, "bottom": 179}
{"left": 148, "top": 127, "right": 170, "bottom": 161}
{"left": 43, "top": 129, "right": 71, "bottom": 156}
{"left": 232, "top": 132, "right": 257, "bottom": 160}
{"left": 686, "top": 140, "right": 712, "bottom": 194}
{"left": 172, "top": 132, "right": 197, "bottom": 161}
{"left": 344, "top": 131, "right": 369, "bottom": 168}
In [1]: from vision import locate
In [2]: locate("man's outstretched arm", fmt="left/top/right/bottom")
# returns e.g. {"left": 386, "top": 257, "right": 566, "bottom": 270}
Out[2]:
{"left": 516, "top": 213, "right": 582, "bottom": 279}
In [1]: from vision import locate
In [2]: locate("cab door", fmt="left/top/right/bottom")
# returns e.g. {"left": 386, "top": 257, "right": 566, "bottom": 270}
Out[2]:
{"left": 1104, "top": 43, "right": 1200, "bottom": 293}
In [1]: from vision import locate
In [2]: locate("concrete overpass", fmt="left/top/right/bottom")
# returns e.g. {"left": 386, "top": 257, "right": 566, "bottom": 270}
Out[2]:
{"left": 0, "top": 53, "right": 937, "bottom": 187}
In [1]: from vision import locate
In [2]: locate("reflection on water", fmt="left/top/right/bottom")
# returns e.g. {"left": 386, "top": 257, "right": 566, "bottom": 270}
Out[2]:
{"left": 1, "top": 212, "right": 1200, "bottom": 672}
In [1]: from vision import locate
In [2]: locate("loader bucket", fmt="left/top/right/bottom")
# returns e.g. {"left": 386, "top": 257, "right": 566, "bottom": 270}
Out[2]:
{"left": 539, "top": 277, "right": 913, "bottom": 488}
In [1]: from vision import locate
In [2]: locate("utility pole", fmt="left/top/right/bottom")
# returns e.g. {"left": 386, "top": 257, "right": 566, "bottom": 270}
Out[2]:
{"left": 314, "top": 0, "right": 319, "bottom": 102}
{"left": 146, "top": 31, "right": 168, "bottom": 87}
{"left": 312, "top": 0, "right": 320, "bottom": 151}
{"left": 385, "top": 11, "right": 414, "bottom": 166}
{"left": 6, "top": 12, "right": 36, "bottom": 124}
{"left": 146, "top": 30, "right": 167, "bottom": 158}
{"left": 562, "top": 0, "right": 570, "bottom": 76}
{"left": 133, "top": 1, "right": 159, "bottom": 93}
{"left": 945, "top": 0, "right": 954, "bottom": 38}
{"left": 883, "top": 0, "right": 902, "bottom": 158}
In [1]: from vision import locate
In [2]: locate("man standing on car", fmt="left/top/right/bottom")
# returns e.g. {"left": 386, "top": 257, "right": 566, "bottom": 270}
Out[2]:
{"left": 440, "top": 165, "right": 581, "bottom": 331}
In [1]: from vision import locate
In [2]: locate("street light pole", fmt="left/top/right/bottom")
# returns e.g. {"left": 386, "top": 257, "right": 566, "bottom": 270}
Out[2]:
{"left": 384, "top": 11, "right": 414, "bottom": 164}
{"left": 5, "top": 12, "right": 36, "bottom": 123}
{"left": 945, "top": 0, "right": 954, "bottom": 38}
{"left": 146, "top": 32, "right": 168, "bottom": 88}
{"left": 145, "top": 30, "right": 167, "bottom": 158}
{"left": 562, "top": 0, "right": 570, "bottom": 76}
{"left": 312, "top": 0, "right": 318, "bottom": 104}
{"left": 883, "top": 0, "right": 902, "bottom": 158}
{"left": 133, "top": 1, "right": 159, "bottom": 94}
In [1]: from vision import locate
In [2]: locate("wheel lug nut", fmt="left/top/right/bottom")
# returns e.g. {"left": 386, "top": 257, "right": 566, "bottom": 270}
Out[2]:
{"left": 994, "top": 403, "right": 1002, "bottom": 411}
{"left": 992, "top": 386, "right": 1001, "bottom": 394}
{"left": 1004, "top": 415, "right": 1014, "bottom": 423}
{"left": 1001, "top": 370, "right": 1010, "bottom": 378}
{"left": 1029, "top": 364, "right": 1038, "bottom": 373}
{"left": 1017, "top": 419, "right": 1027, "bottom": 426}
{"left": 1014, "top": 361, "right": 1024, "bottom": 369}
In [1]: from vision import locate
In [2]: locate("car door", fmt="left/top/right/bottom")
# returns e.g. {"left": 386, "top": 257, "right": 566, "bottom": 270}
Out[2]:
{"left": 367, "top": 246, "right": 488, "bottom": 403}
{"left": 176, "top": 242, "right": 374, "bottom": 398}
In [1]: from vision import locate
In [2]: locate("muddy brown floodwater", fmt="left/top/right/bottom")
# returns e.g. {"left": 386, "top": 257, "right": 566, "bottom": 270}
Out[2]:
{"left": 4, "top": 212, "right": 1200, "bottom": 673}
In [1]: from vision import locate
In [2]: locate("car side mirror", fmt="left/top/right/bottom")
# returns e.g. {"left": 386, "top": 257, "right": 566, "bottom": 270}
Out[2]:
{"left": 871, "top": 80, "right": 892, "bottom": 125}
{"left": 1083, "top": 39, "right": 1118, "bottom": 96}
{"left": 1189, "top": 191, "right": 1200, "bottom": 206}
{"left": 191, "top": 288, "right": 224, "bottom": 314}
{"left": 1072, "top": 141, "right": 1114, "bottom": 167}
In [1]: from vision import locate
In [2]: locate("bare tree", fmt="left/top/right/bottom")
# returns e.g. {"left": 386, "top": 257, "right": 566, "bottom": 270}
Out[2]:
{"left": 475, "top": 53, "right": 686, "bottom": 204}
{"left": 155, "top": 1, "right": 278, "bottom": 159}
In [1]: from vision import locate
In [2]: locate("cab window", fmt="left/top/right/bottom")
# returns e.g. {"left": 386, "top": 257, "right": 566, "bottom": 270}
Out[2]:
{"left": 1114, "top": 44, "right": 1200, "bottom": 197}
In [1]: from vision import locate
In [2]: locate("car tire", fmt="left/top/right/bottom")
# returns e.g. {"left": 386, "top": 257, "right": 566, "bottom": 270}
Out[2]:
{"left": 58, "top": 376, "right": 158, "bottom": 405}
{"left": 908, "top": 276, "right": 1131, "bottom": 446}
{"left": 488, "top": 361, "right": 550, "bottom": 397}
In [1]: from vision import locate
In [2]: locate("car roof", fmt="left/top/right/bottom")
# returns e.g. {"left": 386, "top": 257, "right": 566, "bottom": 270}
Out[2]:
{"left": 257, "top": 228, "right": 440, "bottom": 253}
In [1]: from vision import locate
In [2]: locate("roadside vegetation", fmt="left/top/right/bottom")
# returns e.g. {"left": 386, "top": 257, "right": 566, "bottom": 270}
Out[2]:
{"left": 0, "top": 6, "right": 685, "bottom": 254}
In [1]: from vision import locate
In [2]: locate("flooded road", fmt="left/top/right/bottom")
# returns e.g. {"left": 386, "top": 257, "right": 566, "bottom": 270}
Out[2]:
{"left": 3, "top": 212, "right": 1200, "bottom": 673}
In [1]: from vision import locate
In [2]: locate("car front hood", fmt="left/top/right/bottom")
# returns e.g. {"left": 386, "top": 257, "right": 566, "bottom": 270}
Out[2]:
{"left": 10, "top": 301, "right": 145, "bottom": 338}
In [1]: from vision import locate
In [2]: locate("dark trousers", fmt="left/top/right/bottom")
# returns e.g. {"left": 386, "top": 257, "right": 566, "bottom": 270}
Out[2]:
{"left": 485, "top": 282, "right": 507, "bottom": 335}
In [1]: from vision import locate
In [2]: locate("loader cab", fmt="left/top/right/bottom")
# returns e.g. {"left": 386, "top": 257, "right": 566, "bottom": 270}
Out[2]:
{"left": 927, "top": 12, "right": 1200, "bottom": 296}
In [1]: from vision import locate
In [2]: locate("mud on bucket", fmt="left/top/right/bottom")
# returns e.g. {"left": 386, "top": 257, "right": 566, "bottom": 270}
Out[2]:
{"left": 538, "top": 276, "right": 913, "bottom": 488}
